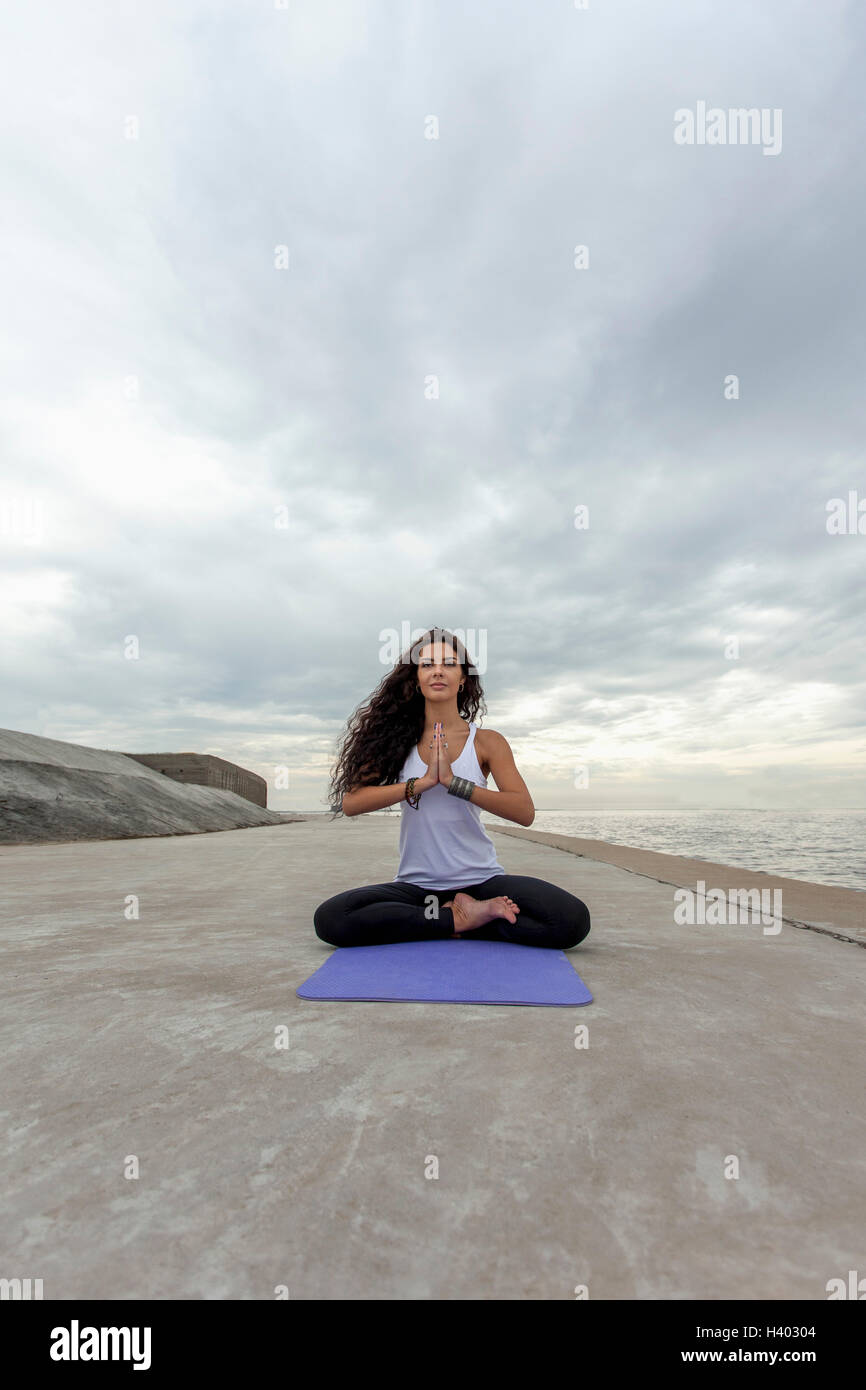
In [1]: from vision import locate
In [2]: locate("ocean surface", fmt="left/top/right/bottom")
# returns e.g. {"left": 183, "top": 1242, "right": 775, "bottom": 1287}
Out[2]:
{"left": 478, "top": 809, "right": 866, "bottom": 893}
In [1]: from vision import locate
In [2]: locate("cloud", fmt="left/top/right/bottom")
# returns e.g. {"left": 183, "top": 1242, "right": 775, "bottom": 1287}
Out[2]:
{"left": 1, "top": 0, "right": 864, "bottom": 810}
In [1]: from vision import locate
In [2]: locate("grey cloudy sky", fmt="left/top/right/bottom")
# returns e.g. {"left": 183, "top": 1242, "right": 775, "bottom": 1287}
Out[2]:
{"left": 1, "top": 0, "right": 864, "bottom": 812}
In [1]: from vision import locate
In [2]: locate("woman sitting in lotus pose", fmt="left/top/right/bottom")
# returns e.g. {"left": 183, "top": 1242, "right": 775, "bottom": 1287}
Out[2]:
{"left": 313, "top": 627, "right": 591, "bottom": 951}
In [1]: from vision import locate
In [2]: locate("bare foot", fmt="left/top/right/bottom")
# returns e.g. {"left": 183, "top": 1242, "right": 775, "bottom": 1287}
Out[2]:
{"left": 444, "top": 890, "right": 520, "bottom": 935}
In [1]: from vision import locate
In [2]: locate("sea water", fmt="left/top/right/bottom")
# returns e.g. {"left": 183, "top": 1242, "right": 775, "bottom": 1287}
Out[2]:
{"left": 479, "top": 809, "right": 866, "bottom": 893}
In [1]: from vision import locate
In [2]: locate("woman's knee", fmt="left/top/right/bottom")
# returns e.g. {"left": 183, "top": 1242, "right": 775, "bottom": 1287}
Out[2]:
{"left": 503, "top": 877, "right": 591, "bottom": 948}
{"left": 562, "top": 897, "right": 591, "bottom": 948}
{"left": 547, "top": 883, "right": 590, "bottom": 948}
{"left": 313, "top": 897, "right": 345, "bottom": 945}
{"left": 513, "top": 879, "right": 590, "bottom": 948}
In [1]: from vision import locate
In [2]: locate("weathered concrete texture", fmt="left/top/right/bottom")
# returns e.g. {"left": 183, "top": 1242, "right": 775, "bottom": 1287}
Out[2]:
{"left": 0, "top": 816, "right": 863, "bottom": 1300}
{"left": 489, "top": 827, "right": 866, "bottom": 946}
{"left": 0, "top": 728, "right": 301, "bottom": 844}
{"left": 125, "top": 752, "right": 268, "bottom": 808}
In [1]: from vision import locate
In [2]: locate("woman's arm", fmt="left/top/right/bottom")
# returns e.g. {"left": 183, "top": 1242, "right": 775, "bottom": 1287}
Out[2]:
{"left": 342, "top": 782, "right": 412, "bottom": 816}
{"left": 343, "top": 735, "right": 443, "bottom": 816}
{"left": 342, "top": 772, "right": 436, "bottom": 816}
{"left": 456, "top": 731, "right": 535, "bottom": 827}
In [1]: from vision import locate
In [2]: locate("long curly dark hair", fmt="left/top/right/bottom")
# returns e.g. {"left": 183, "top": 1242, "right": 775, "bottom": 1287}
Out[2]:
{"left": 324, "top": 626, "right": 488, "bottom": 818}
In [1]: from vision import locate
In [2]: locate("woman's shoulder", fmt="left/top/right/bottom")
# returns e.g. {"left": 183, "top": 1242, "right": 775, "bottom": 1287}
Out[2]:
{"left": 474, "top": 724, "right": 504, "bottom": 750}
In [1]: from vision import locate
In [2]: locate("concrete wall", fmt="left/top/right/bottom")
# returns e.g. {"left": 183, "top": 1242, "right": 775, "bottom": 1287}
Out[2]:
{"left": 125, "top": 752, "right": 268, "bottom": 808}
{"left": 0, "top": 728, "right": 293, "bottom": 844}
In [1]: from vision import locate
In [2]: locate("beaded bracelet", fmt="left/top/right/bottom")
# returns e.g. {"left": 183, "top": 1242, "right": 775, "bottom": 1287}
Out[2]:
{"left": 405, "top": 776, "right": 422, "bottom": 809}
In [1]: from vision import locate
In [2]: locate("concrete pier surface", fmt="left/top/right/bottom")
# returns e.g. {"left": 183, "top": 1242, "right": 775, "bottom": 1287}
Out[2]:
{"left": 1, "top": 816, "right": 863, "bottom": 1300}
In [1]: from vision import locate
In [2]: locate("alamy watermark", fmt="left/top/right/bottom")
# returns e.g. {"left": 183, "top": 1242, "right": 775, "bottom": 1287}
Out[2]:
{"left": 826, "top": 490, "right": 866, "bottom": 535}
{"left": 826, "top": 1269, "right": 866, "bottom": 1299}
{"left": 378, "top": 623, "right": 487, "bottom": 674}
{"left": 0, "top": 496, "right": 44, "bottom": 543}
{"left": 1, "top": 1277, "right": 43, "bottom": 1299}
{"left": 674, "top": 102, "right": 782, "bottom": 156}
{"left": 674, "top": 880, "right": 783, "bottom": 935}
{"left": 50, "top": 1321, "right": 151, "bottom": 1370}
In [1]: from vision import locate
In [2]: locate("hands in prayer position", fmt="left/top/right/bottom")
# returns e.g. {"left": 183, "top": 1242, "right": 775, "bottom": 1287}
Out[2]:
{"left": 413, "top": 722, "right": 520, "bottom": 935}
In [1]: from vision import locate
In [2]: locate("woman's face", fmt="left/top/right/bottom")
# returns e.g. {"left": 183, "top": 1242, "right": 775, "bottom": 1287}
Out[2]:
{"left": 417, "top": 642, "right": 462, "bottom": 699}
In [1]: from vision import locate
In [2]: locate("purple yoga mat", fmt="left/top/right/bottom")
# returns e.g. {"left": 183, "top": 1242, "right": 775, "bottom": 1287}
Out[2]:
{"left": 297, "top": 938, "right": 592, "bottom": 1006}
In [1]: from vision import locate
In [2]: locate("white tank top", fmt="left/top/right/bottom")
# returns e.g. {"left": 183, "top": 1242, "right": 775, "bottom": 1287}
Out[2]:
{"left": 393, "top": 721, "right": 506, "bottom": 889}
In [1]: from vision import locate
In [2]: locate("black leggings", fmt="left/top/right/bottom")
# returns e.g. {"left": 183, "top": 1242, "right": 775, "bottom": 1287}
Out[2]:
{"left": 313, "top": 874, "right": 590, "bottom": 951}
